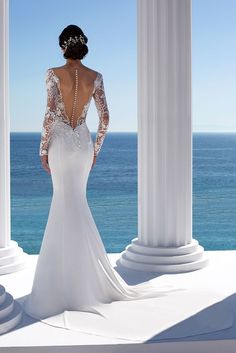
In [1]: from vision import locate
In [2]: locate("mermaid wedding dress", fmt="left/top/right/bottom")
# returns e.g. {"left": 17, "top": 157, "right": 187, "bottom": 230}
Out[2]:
{"left": 22, "top": 67, "right": 181, "bottom": 341}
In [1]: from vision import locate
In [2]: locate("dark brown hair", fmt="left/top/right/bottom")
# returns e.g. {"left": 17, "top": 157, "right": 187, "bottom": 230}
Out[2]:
{"left": 59, "top": 25, "right": 88, "bottom": 60}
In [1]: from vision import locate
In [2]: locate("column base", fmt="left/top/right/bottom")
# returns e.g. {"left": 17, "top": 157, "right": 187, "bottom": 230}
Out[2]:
{"left": 0, "top": 240, "right": 29, "bottom": 275}
{"left": 0, "top": 284, "right": 22, "bottom": 334}
{"left": 117, "top": 238, "right": 209, "bottom": 273}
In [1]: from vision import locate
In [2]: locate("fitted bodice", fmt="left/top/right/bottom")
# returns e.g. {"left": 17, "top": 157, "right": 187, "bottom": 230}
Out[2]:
{"left": 50, "top": 69, "right": 100, "bottom": 129}
{"left": 39, "top": 67, "right": 110, "bottom": 157}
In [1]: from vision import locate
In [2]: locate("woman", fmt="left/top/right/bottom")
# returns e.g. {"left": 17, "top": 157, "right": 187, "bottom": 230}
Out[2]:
{"left": 22, "top": 25, "right": 178, "bottom": 340}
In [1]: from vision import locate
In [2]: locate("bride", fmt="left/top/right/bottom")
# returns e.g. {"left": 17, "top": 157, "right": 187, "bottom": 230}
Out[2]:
{"left": 22, "top": 24, "right": 179, "bottom": 340}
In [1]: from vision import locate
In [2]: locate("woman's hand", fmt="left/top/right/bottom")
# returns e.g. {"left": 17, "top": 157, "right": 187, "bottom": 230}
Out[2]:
{"left": 90, "top": 154, "right": 97, "bottom": 170}
{"left": 40, "top": 155, "right": 51, "bottom": 174}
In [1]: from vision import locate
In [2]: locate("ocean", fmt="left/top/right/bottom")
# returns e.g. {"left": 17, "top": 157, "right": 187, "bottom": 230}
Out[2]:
{"left": 10, "top": 132, "right": 236, "bottom": 254}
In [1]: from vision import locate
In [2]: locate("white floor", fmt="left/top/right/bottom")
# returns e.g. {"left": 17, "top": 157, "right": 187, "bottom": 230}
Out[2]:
{"left": 0, "top": 250, "right": 236, "bottom": 353}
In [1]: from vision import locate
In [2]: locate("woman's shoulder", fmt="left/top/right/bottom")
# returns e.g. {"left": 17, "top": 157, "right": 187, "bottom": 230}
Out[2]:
{"left": 49, "top": 65, "right": 101, "bottom": 77}
{"left": 45, "top": 65, "right": 102, "bottom": 88}
{"left": 44, "top": 67, "right": 57, "bottom": 82}
{"left": 80, "top": 66, "right": 103, "bottom": 82}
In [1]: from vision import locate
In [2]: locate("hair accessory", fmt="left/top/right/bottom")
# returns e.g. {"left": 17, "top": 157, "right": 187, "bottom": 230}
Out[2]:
{"left": 62, "top": 35, "right": 85, "bottom": 50}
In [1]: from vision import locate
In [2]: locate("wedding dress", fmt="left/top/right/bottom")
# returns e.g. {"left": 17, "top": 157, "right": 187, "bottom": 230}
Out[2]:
{"left": 22, "top": 67, "right": 183, "bottom": 341}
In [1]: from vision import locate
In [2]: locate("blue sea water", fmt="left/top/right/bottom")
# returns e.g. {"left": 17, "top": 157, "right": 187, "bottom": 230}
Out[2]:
{"left": 10, "top": 132, "right": 236, "bottom": 254}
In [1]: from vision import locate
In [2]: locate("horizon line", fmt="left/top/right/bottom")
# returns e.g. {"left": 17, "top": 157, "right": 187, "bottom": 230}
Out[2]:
{"left": 9, "top": 131, "right": 236, "bottom": 134}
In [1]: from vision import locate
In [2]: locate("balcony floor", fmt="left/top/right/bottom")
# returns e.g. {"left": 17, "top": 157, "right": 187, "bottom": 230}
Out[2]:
{"left": 0, "top": 250, "right": 236, "bottom": 353}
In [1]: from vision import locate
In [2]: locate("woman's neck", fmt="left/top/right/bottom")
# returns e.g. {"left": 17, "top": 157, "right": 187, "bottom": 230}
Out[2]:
{"left": 65, "top": 59, "right": 83, "bottom": 68}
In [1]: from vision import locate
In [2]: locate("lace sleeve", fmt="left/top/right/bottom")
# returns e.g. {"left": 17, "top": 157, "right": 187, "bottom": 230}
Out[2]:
{"left": 93, "top": 73, "right": 110, "bottom": 157}
{"left": 39, "top": 69, "right": 58, "bottom": 156}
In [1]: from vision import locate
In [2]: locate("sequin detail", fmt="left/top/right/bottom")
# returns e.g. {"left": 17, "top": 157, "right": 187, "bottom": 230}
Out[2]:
{"left": 39, "top": 68, "right": 109, "bottom": 157}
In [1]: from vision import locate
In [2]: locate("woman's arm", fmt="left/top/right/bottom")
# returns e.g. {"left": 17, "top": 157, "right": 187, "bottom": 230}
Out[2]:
{"left": 39, "top": 69, "right": 58, "bottom": 156}
{"left": 92, "top": 73, "right": 110, "bottom": 157}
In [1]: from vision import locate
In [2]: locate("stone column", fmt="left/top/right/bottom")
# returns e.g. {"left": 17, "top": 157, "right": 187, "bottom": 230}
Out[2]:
{"left": 118, "top": 0, "right": 208, "bottom": 273}
{"left": 0, "top": 0, "right": 28, "bottom": 274}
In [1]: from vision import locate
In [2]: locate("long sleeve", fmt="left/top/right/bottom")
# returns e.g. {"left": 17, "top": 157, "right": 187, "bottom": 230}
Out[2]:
{"left": 39, "top": 69, "right": 58, "bottom": 156}
{"left": 93, "top": 74, "right": 110, "bottom": 157}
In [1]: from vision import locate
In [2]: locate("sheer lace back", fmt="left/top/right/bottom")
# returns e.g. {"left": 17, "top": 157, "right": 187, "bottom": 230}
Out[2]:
{"left": 39, "top": 67, "right": 109, "bottom": 157}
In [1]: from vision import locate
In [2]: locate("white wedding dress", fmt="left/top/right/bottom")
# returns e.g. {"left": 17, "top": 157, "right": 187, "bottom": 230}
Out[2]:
{"left": 22, "top": 67, "right": 181, "bottom": 341}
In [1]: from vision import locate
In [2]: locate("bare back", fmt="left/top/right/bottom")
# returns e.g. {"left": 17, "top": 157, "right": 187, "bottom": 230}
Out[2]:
{"left": 39, "top": 64, "right": 110, "bottom": 157}
{"left": 52, "top": 65, "right": 98, "bottom": 128}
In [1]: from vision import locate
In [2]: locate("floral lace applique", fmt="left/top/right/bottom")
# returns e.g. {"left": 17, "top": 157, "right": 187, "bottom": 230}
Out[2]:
{"left": 39, "top": 69, "right": 59, "bottom": 156}
{"left": 39, "top": 69, "right": 110, "bottom": 157}
{"left": 92, "top": 74, "right": 110, "bottom": 157}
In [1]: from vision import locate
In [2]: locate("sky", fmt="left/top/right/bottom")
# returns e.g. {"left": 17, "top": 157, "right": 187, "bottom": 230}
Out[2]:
{"left": 9, "top": 0, "right": 236, "bottom": 133}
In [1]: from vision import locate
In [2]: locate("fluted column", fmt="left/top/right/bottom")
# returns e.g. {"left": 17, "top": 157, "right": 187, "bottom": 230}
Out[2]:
{"left": 0, "top": 0, "right": 28, "bottom": 274}
{"left": 118, "top": 0, "right": 208, "bottom": 273}
{"left": 0, "top": 0, "right": 10, "bottom": 249}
